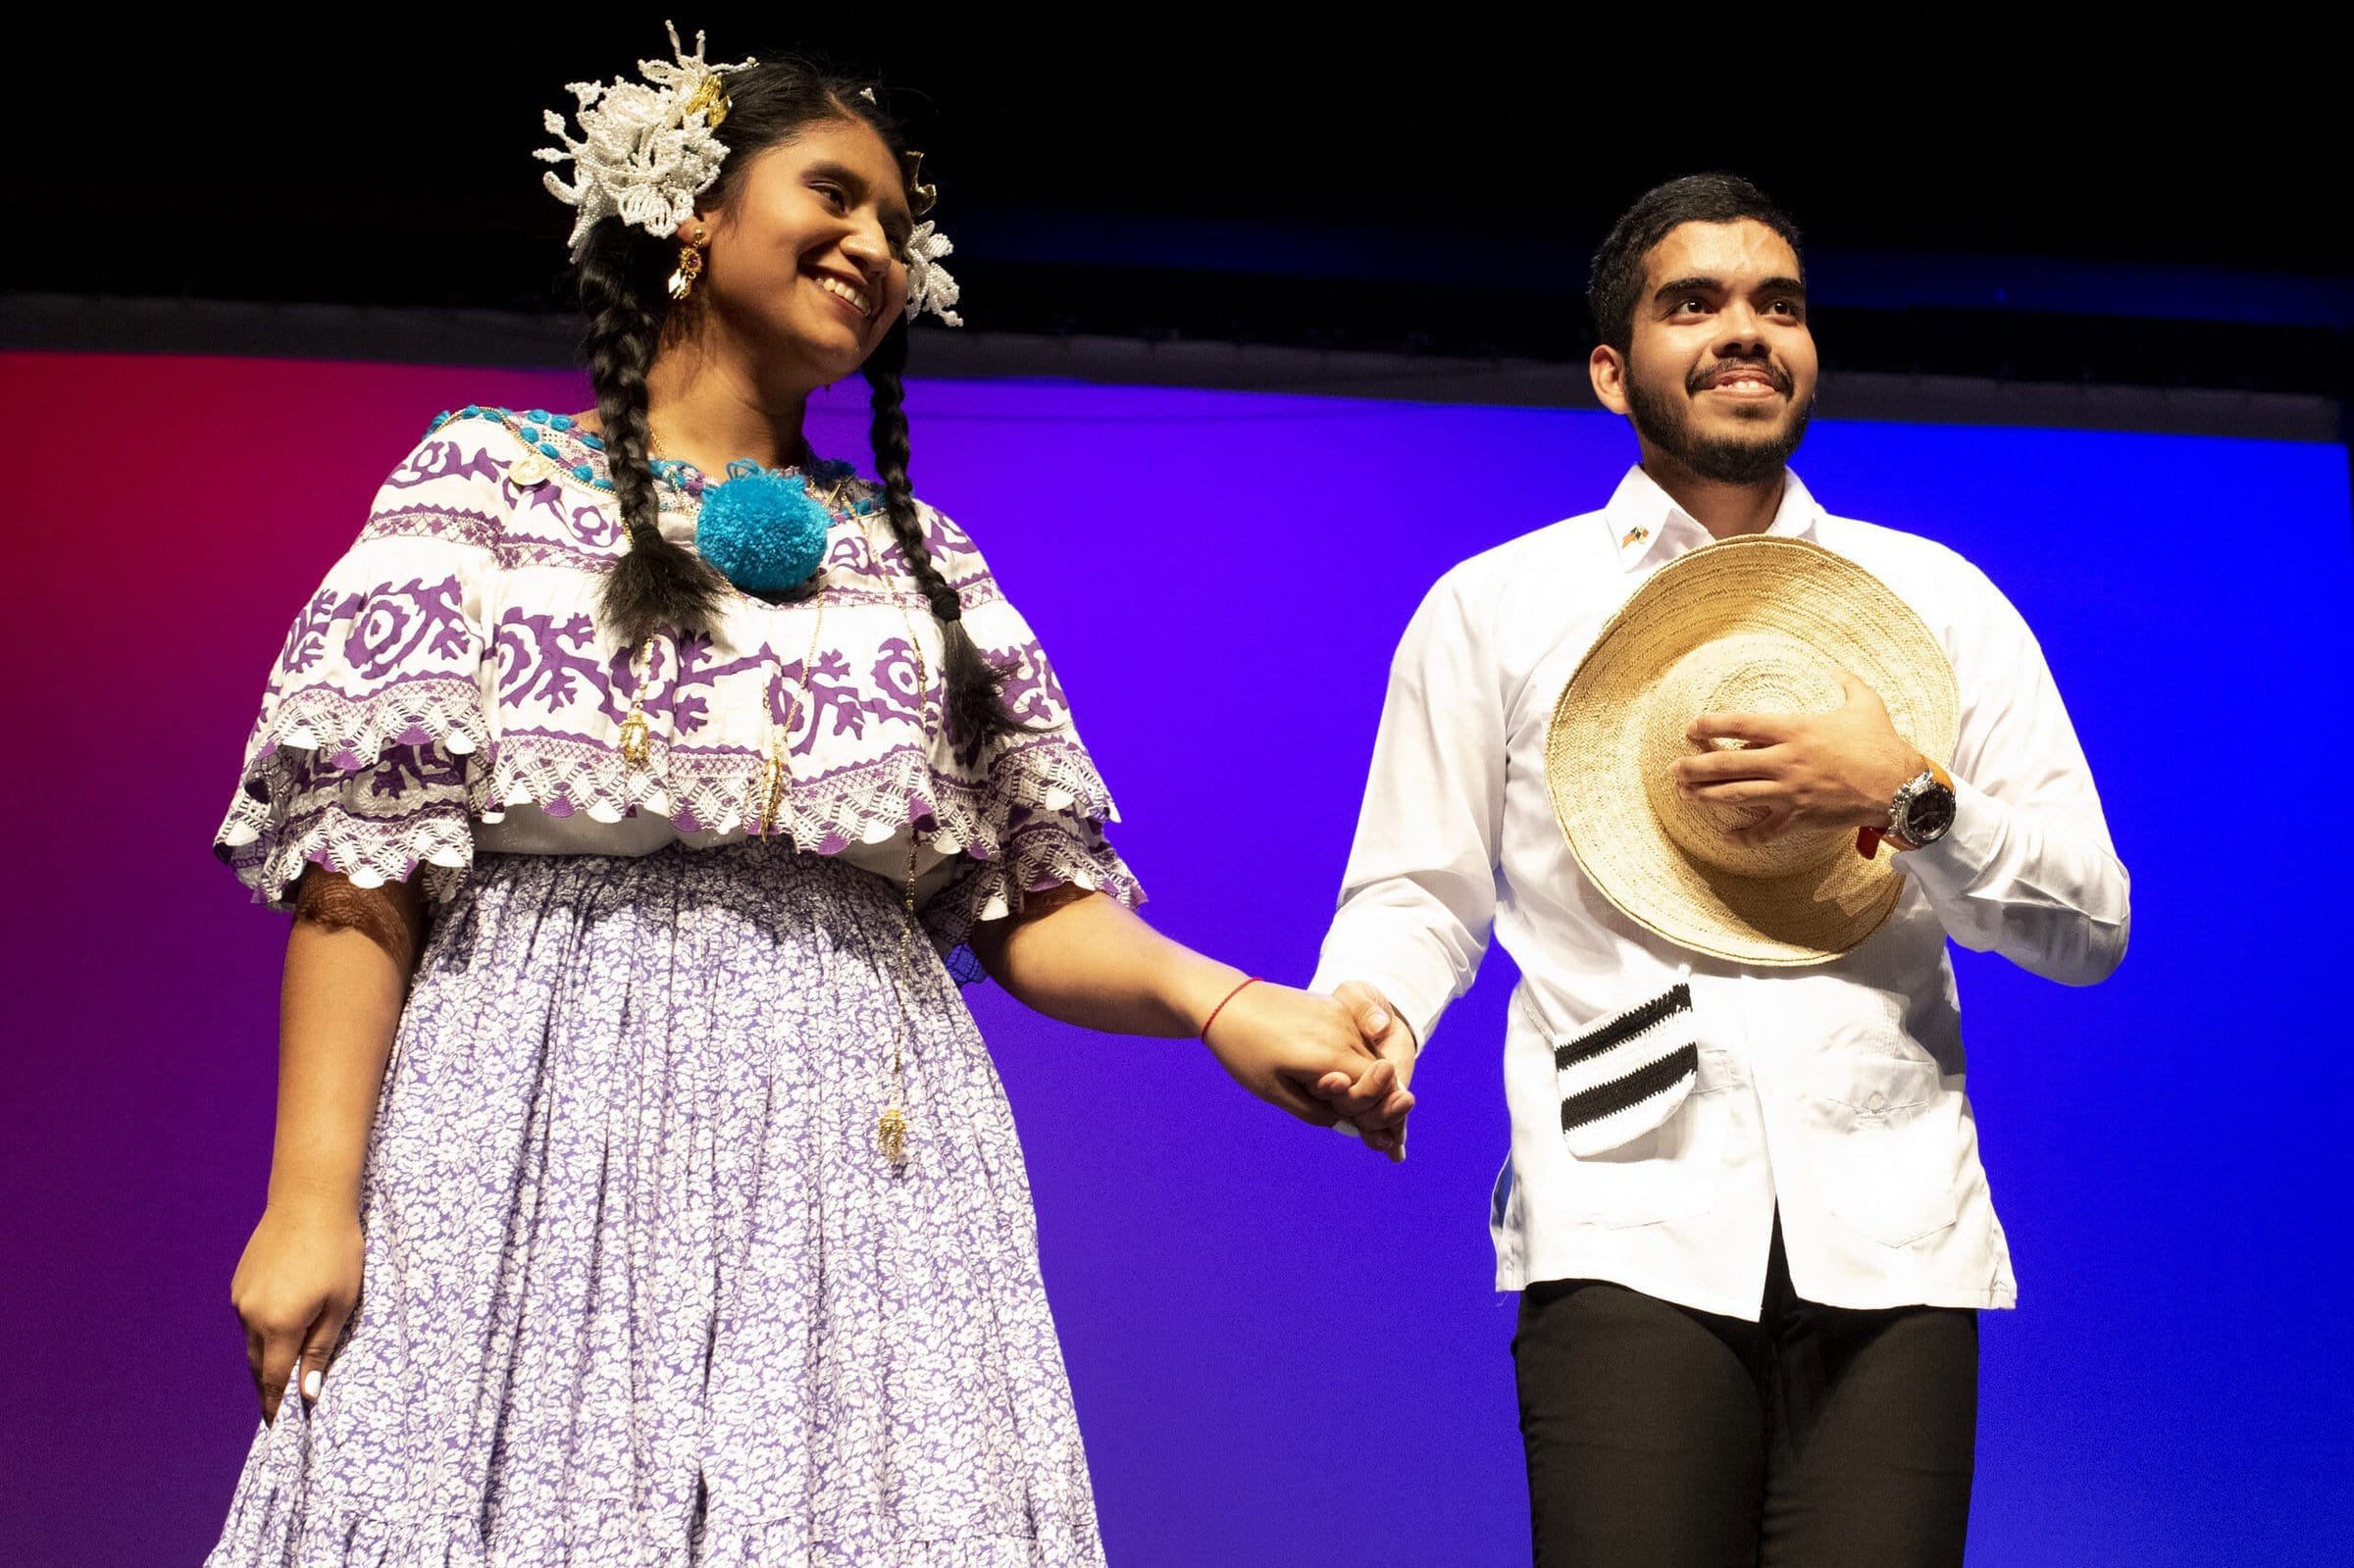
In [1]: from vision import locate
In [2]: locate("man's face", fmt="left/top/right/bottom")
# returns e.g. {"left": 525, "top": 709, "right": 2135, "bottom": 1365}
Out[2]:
{"left": 1598, "top": 219, "right": 1817, "bottom": 484}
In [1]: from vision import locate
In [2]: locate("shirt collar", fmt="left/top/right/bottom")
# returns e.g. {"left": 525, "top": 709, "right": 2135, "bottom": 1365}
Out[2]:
{"left": 1603, "top": 465, "right": 1822, "bottom": 573}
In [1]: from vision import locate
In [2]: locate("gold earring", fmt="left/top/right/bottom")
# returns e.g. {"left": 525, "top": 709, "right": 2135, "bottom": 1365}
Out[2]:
{"left": 667, "top": 243, "right": 705, "bottom": 301}
{"left": 902, "top": 151, "right": 938, "bottom": 218}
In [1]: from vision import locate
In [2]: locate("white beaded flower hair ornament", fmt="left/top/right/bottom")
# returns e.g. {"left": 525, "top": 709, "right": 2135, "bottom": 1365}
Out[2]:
{"left": 537, "top": 23, "right": 963, "bottom": 325}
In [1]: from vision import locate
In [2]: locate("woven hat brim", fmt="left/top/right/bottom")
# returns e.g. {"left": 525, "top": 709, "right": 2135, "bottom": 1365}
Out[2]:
{"left": 1547, "top": 535, "right": 1958, "bottom": 966}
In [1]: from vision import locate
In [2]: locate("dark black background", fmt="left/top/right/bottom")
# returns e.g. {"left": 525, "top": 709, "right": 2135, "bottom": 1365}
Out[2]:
{"left": 16, "top": 4, "right": 2345, "bottom": 393}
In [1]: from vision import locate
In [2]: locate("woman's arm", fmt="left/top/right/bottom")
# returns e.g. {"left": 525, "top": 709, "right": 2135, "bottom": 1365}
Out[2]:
{"left": 229, "top": 868, "right": 424, "bottom": 1421}
{"left": 967, "top": 887, "right": 1411, "bottom": 1133}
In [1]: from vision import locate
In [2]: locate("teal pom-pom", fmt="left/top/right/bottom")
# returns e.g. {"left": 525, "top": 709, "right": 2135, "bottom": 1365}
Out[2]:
{"left": 697, "top": 467, "right": 833, "bottom": 594}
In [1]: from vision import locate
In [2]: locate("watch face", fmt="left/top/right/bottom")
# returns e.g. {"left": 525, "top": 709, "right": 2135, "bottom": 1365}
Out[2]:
{"left": 1904, "top": 782, "right": 1958, "bottom": 844}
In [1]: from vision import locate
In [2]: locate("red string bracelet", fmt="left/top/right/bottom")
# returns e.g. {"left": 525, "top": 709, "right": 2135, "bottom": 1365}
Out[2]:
{"left": 1199, "top": 977, "right": 1262, "bottom": 1041}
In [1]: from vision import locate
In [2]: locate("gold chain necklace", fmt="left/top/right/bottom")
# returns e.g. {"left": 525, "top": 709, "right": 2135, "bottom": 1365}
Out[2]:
{"left": 872, "top": 556, "right": 929, "bottom": 1165}
{"left": 615, "top": 434, "right": 838, "bottom": 778}
{"left": 605, "top": 445, "right": 921, "bottom": 1165}
{"left": 747, "top": 585, "right": 829, "bottom": 835}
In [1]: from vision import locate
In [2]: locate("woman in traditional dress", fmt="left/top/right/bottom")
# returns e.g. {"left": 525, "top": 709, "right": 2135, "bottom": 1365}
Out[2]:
{"left": 207, "top": 31, "right": 1408, "bottom": 1565}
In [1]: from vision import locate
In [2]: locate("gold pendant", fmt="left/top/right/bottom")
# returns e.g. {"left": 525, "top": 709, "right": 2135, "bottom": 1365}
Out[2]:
{"left": 753, "top": 749, "right": 787, "bottom": 836}
{"left": 666, "top": 245, "right": 704, "bottom": 301}
{"left": 877, "top": 1105, "right": 908, "bottom": 1162}
{"left": 618, "top": 703, "right": 650, "bottom": 765}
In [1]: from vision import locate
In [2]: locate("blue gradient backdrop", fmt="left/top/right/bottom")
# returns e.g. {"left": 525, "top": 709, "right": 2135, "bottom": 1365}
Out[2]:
{"left": 4, "top": 352, "right": 2346, "bottom": 1564}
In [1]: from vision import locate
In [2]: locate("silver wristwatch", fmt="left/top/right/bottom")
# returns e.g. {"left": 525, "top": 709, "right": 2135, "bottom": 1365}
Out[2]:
{"left": 1887, "top": 766, "right": 1957, "bottom": 850}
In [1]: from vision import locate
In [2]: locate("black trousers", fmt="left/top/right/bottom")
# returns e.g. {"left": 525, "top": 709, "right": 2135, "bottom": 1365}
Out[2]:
{"left": 1512, "top": 1225, "right": 1977, "bottom": 1567}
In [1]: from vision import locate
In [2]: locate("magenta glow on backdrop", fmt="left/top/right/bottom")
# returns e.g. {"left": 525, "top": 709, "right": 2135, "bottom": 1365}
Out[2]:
{"left": 4, "top": 351, "right": 2347, "bottom": 1565}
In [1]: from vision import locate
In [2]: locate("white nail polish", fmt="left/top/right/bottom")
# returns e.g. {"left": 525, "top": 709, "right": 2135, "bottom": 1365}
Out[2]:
{"left": 302, "top": 1369, "right": 323, "bottom": 1401}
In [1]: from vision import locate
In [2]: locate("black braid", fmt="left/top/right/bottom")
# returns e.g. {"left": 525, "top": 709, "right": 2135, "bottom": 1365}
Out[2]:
{"left": 579, "top": 219, "right": 728, "bottom": 649}
{"left": 864, "top": 321, "right": 1022, "bottom": 743}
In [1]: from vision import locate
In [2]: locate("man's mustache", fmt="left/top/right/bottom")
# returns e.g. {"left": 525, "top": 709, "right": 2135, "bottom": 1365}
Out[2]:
{"left": 1687, "top": 361, "right": 1795, "bottom": 397}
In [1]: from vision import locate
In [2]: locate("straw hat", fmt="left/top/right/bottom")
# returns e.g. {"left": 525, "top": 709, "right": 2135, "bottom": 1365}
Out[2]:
{"left": 1546, "top": 535, "right": 1957, "bottom": 966}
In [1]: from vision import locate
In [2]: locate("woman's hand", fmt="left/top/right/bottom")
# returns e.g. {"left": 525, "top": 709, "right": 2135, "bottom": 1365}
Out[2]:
{"left": 230, "top": 1197, "right": 363, "bottom": 1423}
{"left": 231, "top": 866, "right": 417, "bottom": 1422}
{"left": 1201, "top": 982, "right": 1411, "bottom": 1131}
{"left": 1315, "top": 981, "right": 1420, "bottom": 1162}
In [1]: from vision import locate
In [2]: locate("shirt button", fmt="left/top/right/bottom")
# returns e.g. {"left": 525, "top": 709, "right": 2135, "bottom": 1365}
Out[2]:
{"left": 1866, "top": 1091, "right": 1887, "bottom": 1113}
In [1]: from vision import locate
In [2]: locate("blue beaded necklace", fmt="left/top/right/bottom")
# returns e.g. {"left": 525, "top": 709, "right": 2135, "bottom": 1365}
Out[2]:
{"left": 426, "top": 405, "right": 877, "bottom": 595}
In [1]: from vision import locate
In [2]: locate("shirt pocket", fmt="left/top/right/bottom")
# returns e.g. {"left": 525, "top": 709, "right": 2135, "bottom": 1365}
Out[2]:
{"left": 1552, "top": 983, "right": 1700, "bottom": 1158}
{"left": 1562, "top": 1046, "right": 1738, "bottom": 1230}
{"left": 1811, "top": 1055, "right": 1967, "bottom": 1247}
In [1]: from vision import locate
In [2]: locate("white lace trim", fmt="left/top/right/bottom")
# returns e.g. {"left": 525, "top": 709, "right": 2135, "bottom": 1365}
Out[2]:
{"left": 480, "top": 731, "right": 1117, "bottom": 851}
{"left": 219, "top": 683, "right": 1124, "bottom": 912}
{"left": 922, "top": 817, "right": 1144, "bottom": 953}
{"left": 242, "top": 677, "right": 490, "bottom": 773}
{"left": 218, "top": 784, "right": 475, "bottom": 909}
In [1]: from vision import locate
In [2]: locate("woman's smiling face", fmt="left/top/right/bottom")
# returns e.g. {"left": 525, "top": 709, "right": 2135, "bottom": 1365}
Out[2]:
{"left": 689, "top": 115, "right": 913, "bottom": 386}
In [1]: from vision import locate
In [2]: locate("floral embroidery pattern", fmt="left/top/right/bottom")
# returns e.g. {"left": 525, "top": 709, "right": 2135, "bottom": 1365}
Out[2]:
{"left": 340, "top": 578, "right": 474, "bottom": 683}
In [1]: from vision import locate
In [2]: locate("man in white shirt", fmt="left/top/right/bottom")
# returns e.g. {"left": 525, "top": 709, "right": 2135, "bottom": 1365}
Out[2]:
{"left": 1310, "top": 176, "right": 2129, "bottom": 1565}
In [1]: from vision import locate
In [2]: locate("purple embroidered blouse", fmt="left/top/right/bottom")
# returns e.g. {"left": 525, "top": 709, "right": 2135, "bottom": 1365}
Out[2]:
{"left": 215, "top": 410, "right": 1142, "bottom": 951}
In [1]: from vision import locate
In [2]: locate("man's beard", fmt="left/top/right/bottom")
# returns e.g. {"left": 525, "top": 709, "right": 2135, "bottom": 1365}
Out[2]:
{"left": 1624, "top": 367, "right": 1812, "bottom": 485}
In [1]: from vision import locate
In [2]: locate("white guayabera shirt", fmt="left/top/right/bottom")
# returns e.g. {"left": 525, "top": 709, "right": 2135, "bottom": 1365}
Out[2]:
{"left": 1310, "top": 466, "right": 2129, "bottom": 1317}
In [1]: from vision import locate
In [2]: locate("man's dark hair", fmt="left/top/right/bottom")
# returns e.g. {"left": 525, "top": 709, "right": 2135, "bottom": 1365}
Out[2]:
{"left": 1586, "top": 175, "right": 1804, "bottom": 353}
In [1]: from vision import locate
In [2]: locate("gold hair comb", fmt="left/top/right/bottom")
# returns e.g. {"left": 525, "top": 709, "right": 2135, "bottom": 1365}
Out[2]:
{"left": 682, "top": 75, "right": 730, "bottom": 127}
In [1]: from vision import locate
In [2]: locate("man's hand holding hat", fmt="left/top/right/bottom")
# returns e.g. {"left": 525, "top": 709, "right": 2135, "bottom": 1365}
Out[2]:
{"left": 1671, "top": 669, "right": 1927, "bottom": 849}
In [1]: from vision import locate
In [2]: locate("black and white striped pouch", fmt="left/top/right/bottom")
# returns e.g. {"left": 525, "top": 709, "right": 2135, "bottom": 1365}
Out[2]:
{"left": 1554, "top": 978, "right": 1701, "bottom": 1157}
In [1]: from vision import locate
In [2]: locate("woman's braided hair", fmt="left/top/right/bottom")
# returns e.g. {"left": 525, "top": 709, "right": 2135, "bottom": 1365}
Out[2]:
{"left": 860, "top": 319, "right": 1015, "bottom": 744}
{"left": 574, "top": 52, "right": 1017, "bottom": 743}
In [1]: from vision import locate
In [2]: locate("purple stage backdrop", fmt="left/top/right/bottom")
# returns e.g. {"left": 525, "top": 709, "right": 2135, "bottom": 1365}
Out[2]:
{"left": 4, "top": 350, "right": 2347, "bottom": 1565}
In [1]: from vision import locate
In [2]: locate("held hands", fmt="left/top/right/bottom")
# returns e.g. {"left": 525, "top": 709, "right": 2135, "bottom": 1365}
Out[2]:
{"left": 1315, "top": 981, "right": 1418, "bottom": 1162}
{"left": 1200, "top": 981, "right": 1414, "bottom": 1151}
{"left": 1669, "top": 669, "right": 1925, "bottom": 847}
{"left": 230, "top": 1197, "right": 364, "bottom": 1423}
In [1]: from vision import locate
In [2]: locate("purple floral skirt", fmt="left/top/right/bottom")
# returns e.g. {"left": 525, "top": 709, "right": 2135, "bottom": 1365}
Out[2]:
{"left": 208, "top": 843, "right": 1106, "bottom": 1567}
